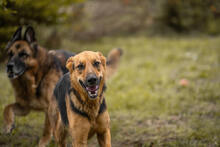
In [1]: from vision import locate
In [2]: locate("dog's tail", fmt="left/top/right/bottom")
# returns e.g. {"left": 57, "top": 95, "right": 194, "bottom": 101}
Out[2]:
{"left": 106, "top": 48, "right": 123, "bottom": 79}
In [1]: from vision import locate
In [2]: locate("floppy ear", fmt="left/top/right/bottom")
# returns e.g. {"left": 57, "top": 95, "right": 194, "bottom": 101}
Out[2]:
{"left": 24, "top": 26, "right": 36, "bottom": 43}
{"left": 66, "top": 56, "right": 75, "bottom": 73}
{"left": 98, "top": 52, "right": 106, "bottom": 69}
{"left": 5, "top": 26, "right": 22, "bottom": 49}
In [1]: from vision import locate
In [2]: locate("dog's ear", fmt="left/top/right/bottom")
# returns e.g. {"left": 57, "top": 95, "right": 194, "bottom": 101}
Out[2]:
{"left": 5, "top": 26, "right": 22, "bottom": 50}
{"left": 24, "top": 26, "right": 38, "bottom": 57}
{"left": 24, "top": 26, "right": 36, "bottom": 43}
{"left": 98, "top": 52, "right": 106, "bottom": 69}
{"left": 66, "top": 56, "right": 75, "bottom": 73}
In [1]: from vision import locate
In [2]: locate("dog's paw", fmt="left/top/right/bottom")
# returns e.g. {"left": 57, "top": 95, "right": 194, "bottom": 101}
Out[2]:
{"left": 38, "top": 137, "right": 50, "bottom": 147}
{"left": 3, "top": 123, "right": 15, "bottom": 135}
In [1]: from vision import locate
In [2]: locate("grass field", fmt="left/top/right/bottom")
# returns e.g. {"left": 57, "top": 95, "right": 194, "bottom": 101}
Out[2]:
{"left": 0, "top": 35, "right": 220, "bottom": 147}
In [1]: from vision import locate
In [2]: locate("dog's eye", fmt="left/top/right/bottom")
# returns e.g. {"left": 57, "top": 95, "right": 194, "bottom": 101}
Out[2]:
{"left": 77, "top": 64, "right": 85, "bottom": 70}
{"left": 93, "top": 61, "right": 100, "bottom": 67}
{"left": 19, "top": 52, "right": 29, "bottom": 58}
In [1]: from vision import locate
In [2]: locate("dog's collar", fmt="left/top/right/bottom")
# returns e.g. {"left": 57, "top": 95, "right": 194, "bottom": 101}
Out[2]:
{"left": 69, "top": 98, "right": 90, "bottom": 120}
{"left": 68, "top": 96, "right": 107, "bottom": 121}
{"left": 98, "top": 98, "right": 106, "bottom": 114}
{"left": 99, "top": 83, "right": 106, "bottom": 99}
{"left": 68, "top": 85, "right": 107, "bottom": 121}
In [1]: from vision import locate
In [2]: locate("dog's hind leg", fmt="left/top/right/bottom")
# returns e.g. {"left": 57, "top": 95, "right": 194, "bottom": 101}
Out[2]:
{"left": 3, "top": 103, "right": 30, "bottom": 134}
{"left": 38, "top": 112, "right": 52, "bottom": 147}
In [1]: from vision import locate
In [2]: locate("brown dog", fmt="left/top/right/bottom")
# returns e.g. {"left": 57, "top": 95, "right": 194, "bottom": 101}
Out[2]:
{"left": 3, "top": 26, "right": 122, "bottom": 146}
{"left": 48, "top": 51, "right": 111, "bottom": 147}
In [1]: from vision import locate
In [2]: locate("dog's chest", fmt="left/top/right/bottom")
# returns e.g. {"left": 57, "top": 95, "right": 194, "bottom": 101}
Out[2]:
{"left": 12, "top": 78, "right": 35, "bottom": 97}
{"left": 89, "top": 120, "right": 106, "bottom": 135}
{"left": 11, "top": 77, "right": 48, "bottom": 110}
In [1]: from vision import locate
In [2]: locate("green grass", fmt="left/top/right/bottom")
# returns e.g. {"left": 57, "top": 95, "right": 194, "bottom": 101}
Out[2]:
{"left": 0, "top": 35, "right": 220, "bottom": 147}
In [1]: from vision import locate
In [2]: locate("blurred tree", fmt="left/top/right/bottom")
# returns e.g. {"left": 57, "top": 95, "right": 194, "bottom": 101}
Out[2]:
{"left": 161, "top": 0, "right": 220, "bottom": 33}
{"left": 0, "top": 0, "right": 84, "bottom": 62}
{"left": 1, "top": 0, "right": 220, "bottom": 63}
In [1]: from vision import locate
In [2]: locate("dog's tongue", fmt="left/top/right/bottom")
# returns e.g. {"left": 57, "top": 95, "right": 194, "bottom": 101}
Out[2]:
{"left": 86, "top": 85, "right": 98, "bottom": 92}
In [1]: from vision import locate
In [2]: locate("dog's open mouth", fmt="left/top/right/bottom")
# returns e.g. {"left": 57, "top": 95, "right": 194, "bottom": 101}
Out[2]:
{"left": 86, "top": 85, "right": 99, "bottom": 98}
{"left": 7, "top": 70, "right": 25, "bottom": 79}
{"left": 7, "top": 61, "right": 26, "bottom": 79}
{"left": 79, "top": 80, "right": 100, "bottom": 99}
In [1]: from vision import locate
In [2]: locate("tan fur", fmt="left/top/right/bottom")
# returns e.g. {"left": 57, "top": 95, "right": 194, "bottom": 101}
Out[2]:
{"left": 48, "top": 51, "right": 111, "bottom": 147}
{"left": 4, "top": 41, "right": 121, "bottom": 147}
{"left": 4, "top": 41, "right": 63, "bottom": 147}
{"left": 4, "top": 28, "right": 122, "bottom": 147}
{"left": 48, "top": 50, "right": 69, "bottom": 68}
{"left": 106, "top": 48, "right": 123, "bottom": 79}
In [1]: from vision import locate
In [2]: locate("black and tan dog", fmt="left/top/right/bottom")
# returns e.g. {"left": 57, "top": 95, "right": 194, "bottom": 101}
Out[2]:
{"left": 3, "top": 26, "right": 122, "bottom": 146}
{"left": 48, "top": 51, "right": 111, "bottom": 147}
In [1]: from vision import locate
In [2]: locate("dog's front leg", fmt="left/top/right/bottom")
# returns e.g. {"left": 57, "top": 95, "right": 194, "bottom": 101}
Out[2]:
{"left": 70, "top": 119, "right": 90, "bottom": 147}
{"left": 97, "top": 128, "right": 111, "bottom": 147}
{"left": 96, "top": 111, "right": 111, "bottom": 147}
{"left": 3, "top": 103, "right": 30, "bottom": 134}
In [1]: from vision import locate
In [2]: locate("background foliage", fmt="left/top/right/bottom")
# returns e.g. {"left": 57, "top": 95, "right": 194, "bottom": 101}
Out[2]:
{"left": 0, "top": 35, "right": 219, "bottom": 146}
{"left": 0, "top": 0, "right": 83, "bottom": 61}
{"left": 0, "top": 0, "right": 220, "bottom": 146}
{"left": 161, "top": 0, "right": 220, "bottom": 33}
{"left": 1, "top": 0, "right": 220, "bottom": 55}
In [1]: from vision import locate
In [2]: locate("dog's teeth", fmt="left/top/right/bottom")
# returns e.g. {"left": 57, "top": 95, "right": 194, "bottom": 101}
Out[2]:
{"left": 88, "top": 90, "right": 99, "bottom": 98}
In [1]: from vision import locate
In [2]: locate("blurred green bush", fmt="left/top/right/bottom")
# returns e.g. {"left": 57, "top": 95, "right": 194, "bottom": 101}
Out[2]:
{"left": 0, "top": 0, "right": 220, "bottom": 62}
{"left": 66, "top": 0, "right": 220, "bottom": 40}
{"left": 161, "top": 0, "right": 220, "bottom": 34}
{"left": 0, "top": 0, "right": 83, "bottom": 62}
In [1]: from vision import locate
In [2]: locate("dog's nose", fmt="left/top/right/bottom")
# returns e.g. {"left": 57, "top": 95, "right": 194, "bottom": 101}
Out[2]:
{"left": 7, "top": 63, "right": 14, "bottom": 70}
{"left": 86, "top": 74, "right": 98, "bottom": 86}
